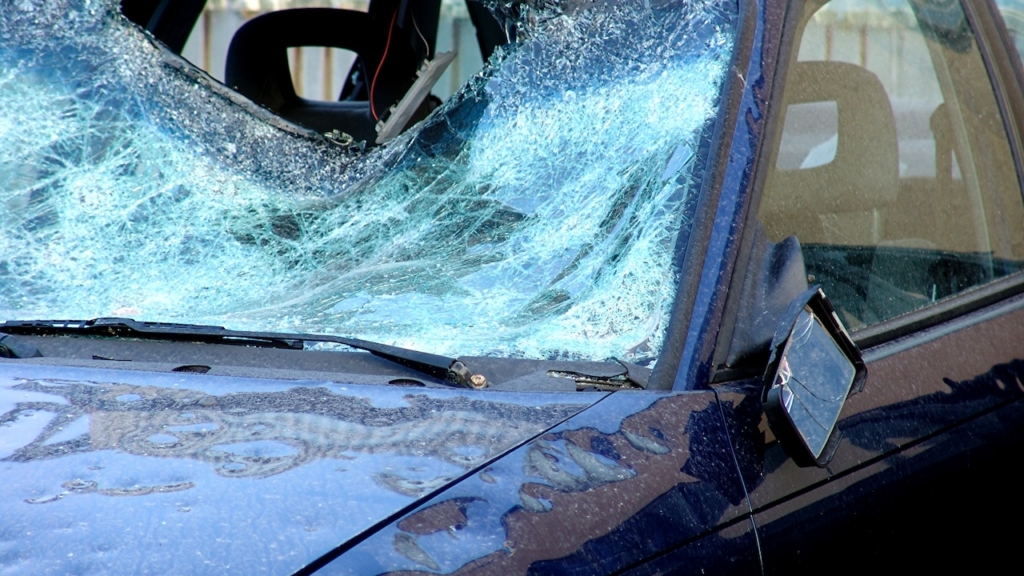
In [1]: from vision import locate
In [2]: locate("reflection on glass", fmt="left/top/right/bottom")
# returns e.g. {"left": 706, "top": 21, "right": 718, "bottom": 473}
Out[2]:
{"left": 773, "top": 307, "right": 855, "bottom": 457}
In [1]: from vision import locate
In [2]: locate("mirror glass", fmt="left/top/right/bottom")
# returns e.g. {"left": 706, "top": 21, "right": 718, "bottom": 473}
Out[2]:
{"left": 772, "top": 306, "right": 856, "bottom": 458}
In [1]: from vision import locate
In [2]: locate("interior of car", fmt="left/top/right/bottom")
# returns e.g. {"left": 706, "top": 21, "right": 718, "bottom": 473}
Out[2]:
{"left": 119, "top": 0, "right": 510, "bottom": 144}
{"left": 757, "top": 0, "right": 1024, "bottom": 331}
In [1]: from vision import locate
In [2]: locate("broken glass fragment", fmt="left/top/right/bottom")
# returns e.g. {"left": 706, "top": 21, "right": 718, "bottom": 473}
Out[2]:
{"left": 0, "top": 0, "right": 737, "bottom": 366}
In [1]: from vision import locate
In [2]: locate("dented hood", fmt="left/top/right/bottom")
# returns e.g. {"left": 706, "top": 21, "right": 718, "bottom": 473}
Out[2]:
{"left": 0, "top": 364, "right": 600, "bottom": 574}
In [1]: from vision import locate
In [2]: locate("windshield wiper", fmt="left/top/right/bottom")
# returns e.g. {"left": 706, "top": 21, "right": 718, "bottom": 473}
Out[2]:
{"left": 0, "top": 318, "right": 487, "bottom": 389}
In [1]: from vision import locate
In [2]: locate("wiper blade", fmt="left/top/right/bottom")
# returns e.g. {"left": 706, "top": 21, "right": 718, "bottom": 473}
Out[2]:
{"left": 0, "top": 318, "right": 487, "bottom": 389}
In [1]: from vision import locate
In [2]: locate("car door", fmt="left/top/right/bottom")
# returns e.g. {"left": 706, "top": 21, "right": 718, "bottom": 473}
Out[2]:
{"left": 713, "top": 0, "right": 1024, "bottom": 572}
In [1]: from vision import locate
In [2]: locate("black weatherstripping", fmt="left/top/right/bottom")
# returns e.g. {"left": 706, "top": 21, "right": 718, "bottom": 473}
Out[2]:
{"left": 0, "top": 318, "right": 482, "bottom": 388}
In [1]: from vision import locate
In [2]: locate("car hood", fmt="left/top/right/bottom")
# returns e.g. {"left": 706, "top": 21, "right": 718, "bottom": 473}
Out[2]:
{"left": 0, "top": 363, "right": 600, "bottom": 574}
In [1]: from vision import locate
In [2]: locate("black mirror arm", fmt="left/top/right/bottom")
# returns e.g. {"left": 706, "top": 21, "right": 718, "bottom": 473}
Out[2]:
{"left": 724, "top": 225, "right": 810, "bottom": 374}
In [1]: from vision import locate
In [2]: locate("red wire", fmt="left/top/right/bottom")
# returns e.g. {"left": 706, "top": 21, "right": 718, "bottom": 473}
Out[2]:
{"left": 370, "top": 8, "right": 399, "bottom": 121}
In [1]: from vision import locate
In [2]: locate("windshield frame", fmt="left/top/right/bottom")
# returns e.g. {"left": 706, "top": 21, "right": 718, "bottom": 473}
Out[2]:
{"left": 648, "top": 0, "right": 769, "bottom": 390}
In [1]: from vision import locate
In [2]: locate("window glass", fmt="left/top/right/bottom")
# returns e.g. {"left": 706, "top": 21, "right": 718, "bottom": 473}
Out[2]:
{"left": 759, "top": 0, "right": 1024, "bottom": 330}
{"left": 776, "top": 101, "right": 839, "bottom": 170}
{"left": 994, "top": 0, "right": 1024, "bottom": 64}
{"left": 0, "top": 0, "right": 738, "bottom": 365}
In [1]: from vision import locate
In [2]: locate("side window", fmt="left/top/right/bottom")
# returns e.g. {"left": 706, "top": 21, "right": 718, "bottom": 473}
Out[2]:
{"left": 758, "top": 0, "right": 1024, "bottom": 330}
{"left": 994, "top": 0, "right": 1024, "bottom": 63}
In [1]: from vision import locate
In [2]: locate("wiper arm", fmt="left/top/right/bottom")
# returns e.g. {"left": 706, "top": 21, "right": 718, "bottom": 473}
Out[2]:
{"left": 0, "top": 318, "right": 487, "bottom": 389}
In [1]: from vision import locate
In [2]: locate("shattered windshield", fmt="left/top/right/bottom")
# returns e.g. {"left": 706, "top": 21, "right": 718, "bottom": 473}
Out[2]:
{"left": 0, "top": 0, "right": 737, "bottom": 366}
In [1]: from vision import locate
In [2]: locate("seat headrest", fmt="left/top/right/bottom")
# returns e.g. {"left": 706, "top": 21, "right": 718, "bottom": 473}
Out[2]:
{"left": 764, "top": 61, "right": 899, "bottom": 217}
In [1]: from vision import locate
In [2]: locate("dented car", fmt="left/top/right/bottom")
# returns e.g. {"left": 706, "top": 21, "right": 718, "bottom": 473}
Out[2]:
{"left": 3, "top": 0, "right": 1024, "bottom": 573}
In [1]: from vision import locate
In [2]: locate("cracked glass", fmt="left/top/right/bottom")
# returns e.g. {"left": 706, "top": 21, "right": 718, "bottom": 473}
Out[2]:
{"left": 0, "top": 0, "right": 737, "bottom": 366}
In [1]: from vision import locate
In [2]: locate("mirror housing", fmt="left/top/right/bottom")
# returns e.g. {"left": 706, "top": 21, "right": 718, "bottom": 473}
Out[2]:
{"left": 762, "top": 287, "right": 866, "bottom": 467}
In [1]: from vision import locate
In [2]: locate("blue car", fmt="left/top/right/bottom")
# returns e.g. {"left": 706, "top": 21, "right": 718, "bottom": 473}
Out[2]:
{"left": 3, "top": 0, "right": 1024, "bottom": 573}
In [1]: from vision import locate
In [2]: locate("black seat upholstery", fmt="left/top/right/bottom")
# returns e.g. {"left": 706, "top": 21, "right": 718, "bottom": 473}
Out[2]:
{"left": 225, "top": 0, "right": 441, "bottom": 142}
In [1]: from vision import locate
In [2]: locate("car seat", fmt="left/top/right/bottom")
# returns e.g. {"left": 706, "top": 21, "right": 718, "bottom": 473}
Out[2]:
{"left": 760, "top": 60, "right": 899, "bottom": 247}
{"left": 760, "top": 60, "right": 916, "bottom": 324}
{"left": 224, "top": 0, "right": 441, "bottom": 142}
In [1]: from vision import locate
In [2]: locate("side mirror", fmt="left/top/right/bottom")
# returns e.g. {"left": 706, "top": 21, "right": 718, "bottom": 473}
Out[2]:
{"left": 762, "top": 287, "right": 866, "bottom": 467}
